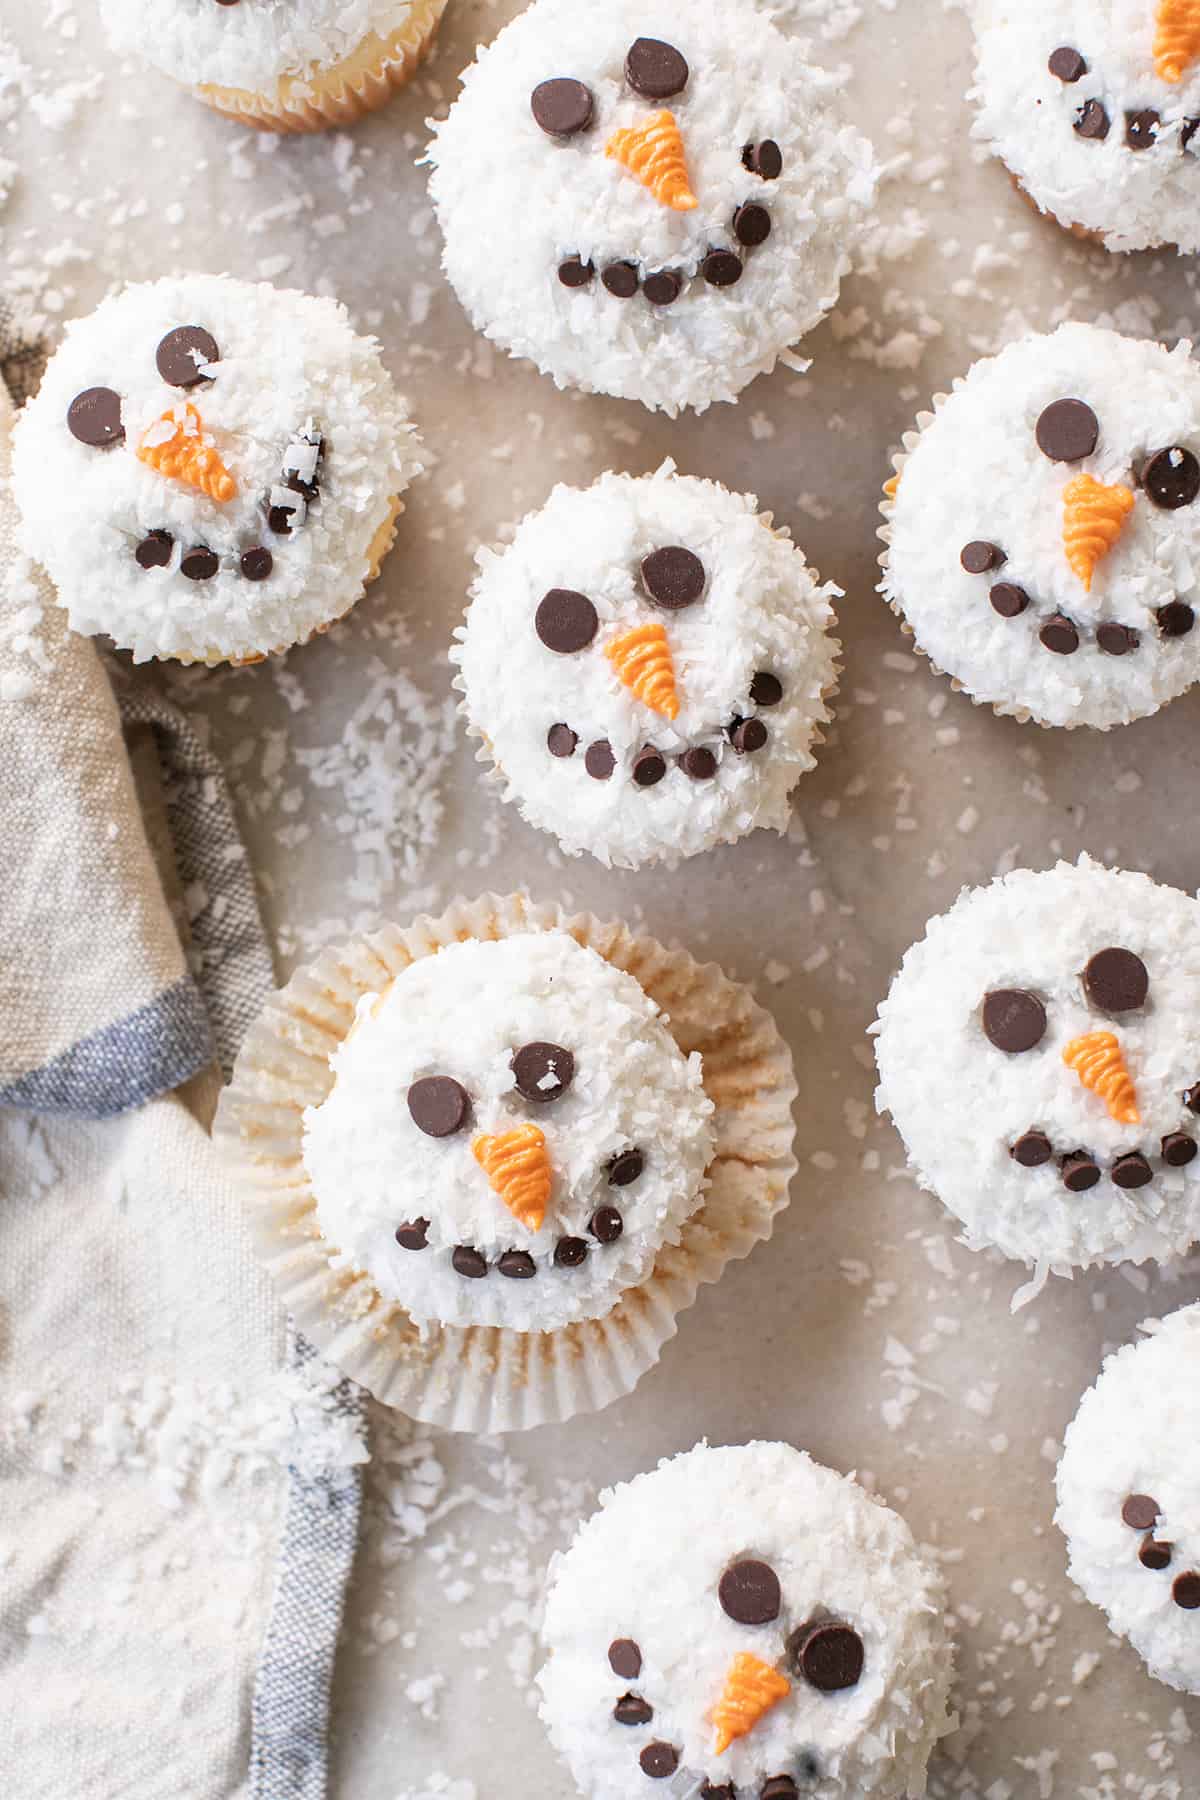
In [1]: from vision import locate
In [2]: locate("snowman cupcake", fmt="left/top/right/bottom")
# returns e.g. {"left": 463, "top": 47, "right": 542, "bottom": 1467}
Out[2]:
{"left": 12, "top": 274, "right": 423, "bottom": 665}
{"left": 426, "top": 0, "right": 877, "bottom": 414}
{"left": 880, "top": 322, "right": 1200, "bottom": 729}
{"left": 453, "top": 465, "right": 840, "bottom": 870}
{"left": 969, "top": 0, "right": 1200, "bottom": 251}
{"left": 98, "top": 0, "right": 448, "bottom": 134}
{"left": 874, "top": 858, "right": 1200, "bottom": 1275}
{"left": 1056, "top": 1303, "right": 1200, "bottom": 1694}
{"left": 538, "top": 1442, "right": 955, "bottom": 1800}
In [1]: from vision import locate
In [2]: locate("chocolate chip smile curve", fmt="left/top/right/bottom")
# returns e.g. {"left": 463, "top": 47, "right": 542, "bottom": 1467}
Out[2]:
{"left": 960, "top": 542, "right": 1196, "bottom": 654}
{"left": 556, "top": 205, "right": 773, "bottom": 304}
{"left": 1009, "top": 1125, "right": 1197, "bottom": 1188}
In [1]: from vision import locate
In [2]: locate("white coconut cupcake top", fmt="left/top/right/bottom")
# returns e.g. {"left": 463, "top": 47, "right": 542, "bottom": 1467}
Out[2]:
{"left": 302, "top": 932, "right": 714, "bottom": 1333}
{"left": 97, "top": 0, "right": 419, "bottom": 92}
{"left": 969, "top": 0, "right": 1200, "bottom": 251}
{"left": 537, "top": 1441, "right": 955, "bottom": 1800}
{"left": 12, "top": 274, "right": 422, "bottom": 664}
{"left": 426, "top": 0, "right": 877, "bottom": 415}
{"left": 873, "top": 857, "right": 1200, "bottom": 1273}
{"left": 452, "top": 466, "right": 840, "bottom": 871}
{"left": 1056, "top": 1303, "right": 1200, "bottom": 1694}
{"left": 881, "top": 322, "right": 1200, "bottom": 729}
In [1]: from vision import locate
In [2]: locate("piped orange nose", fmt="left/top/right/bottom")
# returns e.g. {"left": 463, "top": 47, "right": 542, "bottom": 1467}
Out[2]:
{"left": 605, "top": 110, "right": 697, "bottom": 211}
{"left": 137, "top": 403, "right": 237, "bottom": 504}
{"left": 1062, "top": 473, "right": 1134, "bottom": 591}
{"left": 472, "top": 1124, "right": 551, "bottom": 1232}
{"left": 711, "top": 1653, "right": 791, "bottom": 1756}
{"left": 605, "top": 622, "right": 679, "bottom": 720}
{"left": 1063, "top": 1031, "right": 1140, "bottom": 1124}
{"left": 1155, "top": 0, "right": 1200, "bottom": 81}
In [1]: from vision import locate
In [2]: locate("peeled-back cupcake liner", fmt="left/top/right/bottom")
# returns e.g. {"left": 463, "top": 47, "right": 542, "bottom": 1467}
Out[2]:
{"left": 196, "top": 0, "right": 448, "bottom": 134}
{"left": 213, "top": 892, "right": 798, "bottom": 1432}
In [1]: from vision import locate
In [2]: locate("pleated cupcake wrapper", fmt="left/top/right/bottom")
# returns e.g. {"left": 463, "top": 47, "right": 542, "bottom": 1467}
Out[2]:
{"left": 1006, "top": 171, "right": 1109, "bottom": 249}
{"left": 195, "top": 0, "right": 448, "bottom": 135}
{"left": 213, "top": 892, "right": 798, "bottom": 1433}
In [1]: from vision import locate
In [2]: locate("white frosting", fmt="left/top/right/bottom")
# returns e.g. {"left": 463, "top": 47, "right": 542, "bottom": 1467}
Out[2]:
{"left": 12, "top": 275, "right": 423, "bottom": 664}
{"left": 881, "top": 323, "right": 1200, "bottom": 729}
{"left": 452, "top": 465, "right": 840, "bottom": 870}
{"left": 1056, "top": 1303, "right": 1200, "bottom": 1694}
{"left": 98, "top": 0, "right": 421, "bottom": 92}
{"left": 426, "top": 0, "right": 878, "bottom": 415}
{"left": 302, "top": 933, "right": 714, "bottom": 1332}
{"left": 538, "top": 1441, "right": 955, "bottom": 1800}
{"left": 873, "top": 857, "right": 1200, "bottom": 1272}
{"left": 969, "top": 0, "right": 1200, "bottom": 252}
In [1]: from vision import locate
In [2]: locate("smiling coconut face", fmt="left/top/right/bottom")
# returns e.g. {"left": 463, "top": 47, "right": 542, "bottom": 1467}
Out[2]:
{"left": 537, "top": 1443, "right": 955, "bottom": 1800}
{"left": 881, "top": 323, "right": 1200, "bottom": 728}
{"left": 971, "top": 0, "right": 1200, "bottom": 250}
{"left": 1057, "top": 1303, "right": 1200, "bottom": 1694}
{"left": 427, "top": 0, "right": 877, "bottom": 414}
{"left": 302, "top": 933, "right": 715, "bottom": 1332}
{"left": 11, "top": 274, "right": 422, "bottom": 664}
{"left": 874, "top": 859, "right": 1200, "bottom": 1273}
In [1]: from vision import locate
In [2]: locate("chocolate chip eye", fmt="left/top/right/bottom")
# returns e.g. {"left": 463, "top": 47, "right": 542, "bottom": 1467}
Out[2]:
{"left": 625, "top": 37, "right": 688, "bottom": 100}
{"left": 641, "top": 546, "right": 705, "bottom": 609}
{"left": 512, "top": 1041, "right": 575, "bottom": 1102}
{"left": 156, "top": 325, "right": 219, "bottom": 389}
{"left": 530, "top": 77, "right": 593, "bottom": 138}
{"left": 67, "top": 387, "right": 124, "bottom": 448}
{"left": 1036, "top": 398, "right": 1099, "bottom": 462}
{"left": 718, "top": 1558, "right": 780, "bottom": 1624}
{"left": 787, "top": 1621, "right": 865, "bottom": 1692}
{"left": 1083, "top": 947, "right": 1149, "bottom": 1013}
{"left": 536, "top": 589, "right": 598, "bottom": 653}
{"left": 1143, "top": 446, "right": 1200, "bottom": 510}
{"left": 1048, "top": 45, "right": 1087, "bottom": 81}
{"left": 982, "top": 989, "right": 1047, "bottom": 1053}
{"left": 407, "top": 1075, "right": 471, "bottom": 1137}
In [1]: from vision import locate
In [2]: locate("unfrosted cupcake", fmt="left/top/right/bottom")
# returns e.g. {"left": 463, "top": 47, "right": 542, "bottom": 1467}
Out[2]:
{"left": 537, "top": 1442, "right": 955, "bottom": 1800}
{"left": 874, "top": 858, "right": 1200, "bottom": 1276}
{"left": 98, "top": 0, "right": 448, "bottom": 133}
{"left": 426, "top": 0, "right": 877, "bottom": 414}
{"left": 452, "top": 465, "right": 840, "bottom": 870}
{"left": 969, "top": 0, "right": 1200, "bottom": 251}
{"left": 12, "top": 274, "right": 423, "bottom": 665}
{"left": 1056, "top": 1303, "right": 1200, "bottom": 1694}
{"left": 879, "top": 322, "right": 1200, "bottom": 729}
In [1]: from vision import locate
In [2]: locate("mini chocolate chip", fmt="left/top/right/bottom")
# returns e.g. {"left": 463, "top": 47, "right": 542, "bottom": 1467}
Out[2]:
{"left": 180, "top": 547, "right": 219, "bottom": 582}
{"left": 589, "top": 1206, "right": 624, "bottom": 1244}
{"left": 1061, "top": 1151, "right": 1101, "bottom": 1192}
{"left": 1011, "top": 1130, "right": 1053, "bottom": 1167}
{"left": 1162, "top": 1131, "right": 1197, "bottom": 1166}
{"left": 67, "top": 387, "right": 124, "bottom": 447}
{"left": 1074, "top": 99, "right": 1111, "bottom": 140}
{"left": 558, "top": 257, "right": 595, "bottom": 288}
{"left": 156, "top": 325, "right": 219, "bottom": 388}
{"left": 394, "top": 1219, "right": 430, "bottom": 1251}
{"left": 1123, "top": 1494, "right": 1161, "bottom": 1531}
{"left": 535, "top": 588, "right": 598, "bottom": 653}
{"left": 1157, "top": 601, "right": 1195, "bottom": 638}
{"left": 719, "top": 1559, "right": 781, "bottom": 1625}
{"left": 408, "top": 1075, "right": 471, "bottom": 1138}
{"left": 1048, "top": 45, "right": 1087, "bottom": 81}
{"left": 547, "top": 723, "right": 578, "bottom": 758}
{"left": 750, "top": 671, "right": 783, "bottom": 706}
{"left": 790, "top": 1621, "right": 865, "bottom": 1692}
{"left": 729, "top": 717, "right": 768, "bottom": 754}
{"left": 530, "top": 78, "right": 593, "bottom": 138}
{"left": 701, "top": 248, "right": 744, "bottom": 287}
{"left": 609, "top": 1638, "right": 642, "bottom": 1679}
{"left": 982, "top": 989, "right": 1047, "bottom": 1054}
{"left": 1084, "top": 946, "right": 1148, "bottom": 1013}
{"left": 1143, "top": 446, "right": 1200, "bottom": 509}
{"left": 700, "top": 1786, "right": 736, "bottom": 1800}
{"left": 240, "top": 546, "right": 273, "bottom": 581}
{"left": 1126, "top": 109, "right": 1160, "bottom": 149}
{"left": 961, "top": 540, "right": 1006, "bottom": 574}
{"left": 990, "top": 582, "right": 1030, "bottom": 618}
{"left": 135, "top": 530, "right": 173, "bottom": 569}
{"left": 1140, "top": 1535, "right": 1173, "bottom": 1570}
{"left": 1186, "top": 1083, "right": 1200, "bottom": 1112}
{"left": 1172, "top": 1571, "right": 1200, "bottom": 1608}
{"left": 585, "top": 740, "right": 616, "bottom": 781}
{"left": 640, "top": 1745, "right": 680, "bottom": 1780}
{"left": 1186, "top": 116, "right": 1200, "bottom": 149}
{"left": 632, "top": 745, "right": 667, "bottom": 787}
{"left": 512, "top": 1041, "right": 575, "bottom": 1102}
{"left": 1112, "top": 1151, "right": 1153, "bottom": 1189}
{"left": 625, "top": 37, "right": 689, "bottom": 99}
{"left": 554, "top": 1235, "right": 589, "bottom": 1268}
{"left": 452, "top": 1245, "right": 488, "bottom": 1279}
{"left": 744, "top": 140, "right": 783, "bottom": 179}
{"left": 601, "top": 261, "right": 640, "bottom": 299}
{"left": 613, "top": 1694, "right": 653, "bottom": 1726}
{"left": 642, "top": 545, "right": 705, "bottom": 609}
{"left": 761, "top": 1781, "right": 798, "bottom": 1800}
{"left": 1097, "top": 622, "right": 1139, "bottom": 656}
{"left": 1039, "top": 614, "right": 1079, "bottom": 654}
{"left": 733, "top": 202, "right": 771, "bottom": 247}
{"left": 497, "top": 1249, "right": 537, "bottom": 1280}
{"left": 608, "top": 1149, "right": 644, "bottom": 1187}
{"left": 643, "top": 269, "right": 683, "bottom": 306}
{"left": 1036, "top": 397, "right": 1100, "bottom": 462}
{"left": 680, "top": 746, "right": 718, "bottom": 780}
{"left": 268, "top": 504, "right": 296, "bottom": 535}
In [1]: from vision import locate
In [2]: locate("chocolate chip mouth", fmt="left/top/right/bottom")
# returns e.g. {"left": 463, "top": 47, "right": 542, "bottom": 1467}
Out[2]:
{"left": 548, "top": 713, "right": 773, "bottom": 783}
{"left": 960, "top": 542, "right": 1195, "bottom": 655}
{"left": 1009, "top": 1125, "right": 1197, "bottom": 1189}
{"left": 556, "top": 195, "right": 777, "bottom": 306}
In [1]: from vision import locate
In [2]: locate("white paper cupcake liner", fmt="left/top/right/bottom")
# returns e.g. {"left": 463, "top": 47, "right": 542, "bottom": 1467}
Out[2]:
{"left": 213, "top": 892, "right": 798, "bottom": 1432}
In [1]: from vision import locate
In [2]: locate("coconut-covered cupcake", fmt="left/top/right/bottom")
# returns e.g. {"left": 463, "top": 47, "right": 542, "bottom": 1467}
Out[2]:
{"left": 426, "top": 0, "right": 877, "bottom": 414}
{"left": 969, "top": 0, "right": 1200, "bottom": 251}
{"left": 98, "top": 0, "right": 448, "bottom": 133}
{"left": 880, "top": 322, "right": 1200, "bottom": 729}
{"left": 12, "top": 274, "right": 422, "bottom": 665}
{"left": 874, "top": 858, "right": 1200, "bottom": 1275}
{"left": 452, "top": 465, "right": 840, "bottom": 869}
{"left": 537, "top": 1442, "right": 955, "bottom": 1800}
{"left": 1056, "top": 1303, "right": 1200, "bottom": 1694}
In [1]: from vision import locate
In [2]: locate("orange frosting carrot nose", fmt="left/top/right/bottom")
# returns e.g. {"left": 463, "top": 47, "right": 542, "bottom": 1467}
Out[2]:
{"left": 605, "top": 110, "right": 697, "bottom": 211}
{"left": 711, "top": 1653, "right": 791, "bottom": 1756}
{"left": 605, "top": 622, "right": 679, "bottom": 720}
{"left": 472, "top": 1124, "right": 551, "bottom": 1232}
{"left": 137, "top": 404, "right": 237, "bottom": 504}
{"left": 1063, "top": 1032, "right": 1140, "bottom": 1124}
{"left": 1155, "top": 0, "right": 1200, "bottom": 81}
{"left": 1062, "top": 473, "right": 1134, "bottom": 591}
